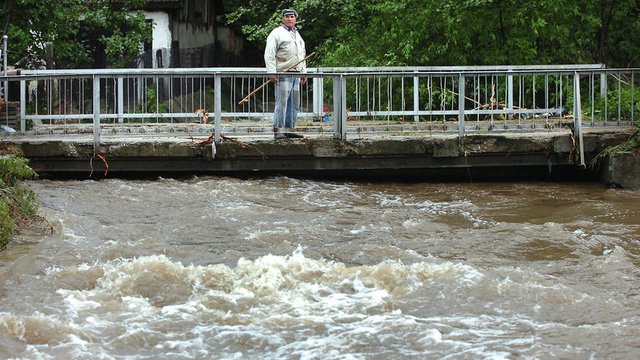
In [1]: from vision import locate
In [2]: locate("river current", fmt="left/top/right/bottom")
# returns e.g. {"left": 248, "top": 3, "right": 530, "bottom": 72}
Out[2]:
{"left": 0, "top": 177, "right": 639, "bottom": 359}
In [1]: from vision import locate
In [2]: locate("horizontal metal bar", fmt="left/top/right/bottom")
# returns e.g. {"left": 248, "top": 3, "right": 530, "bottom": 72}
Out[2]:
{"left": 18, "top": 64, "right": 607, "bottom": 76}
{"left": 22, "top": 112, "right": 319, "bottom": 121}
{"left": 3, "top": 67, "right": 636, "bottom": 84}
{"left": 23, "top": 114, "right": 94, "bottom": 120}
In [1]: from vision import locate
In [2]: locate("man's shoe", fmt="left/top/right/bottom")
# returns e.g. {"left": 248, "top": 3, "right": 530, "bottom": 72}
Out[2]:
{"left": 274, "top": 132, "right": 287, "bottom": 139}
{"left": 284, "top": 132, "right": 304, "bottom": 138}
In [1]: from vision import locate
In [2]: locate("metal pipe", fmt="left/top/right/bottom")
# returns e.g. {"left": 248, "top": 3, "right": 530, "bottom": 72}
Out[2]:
{"left": 458, "top": 73, "right": 465, "bottom": 138}
{"left": 2, "top": 35, "right": 7, "bottom": 76}
{"left": 93, "top": 76, "right": 101, "bottom": 149}
{"left": 2, "top": 35, "right": 7, "bottom": 121}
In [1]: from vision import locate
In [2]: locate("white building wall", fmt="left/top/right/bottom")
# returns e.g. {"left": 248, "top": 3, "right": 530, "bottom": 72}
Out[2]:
{"left": 135, "top": 9, "right": 245, "bottom": 68}
{"left": 143, "top": 11, "right": 172, "bottom": 68}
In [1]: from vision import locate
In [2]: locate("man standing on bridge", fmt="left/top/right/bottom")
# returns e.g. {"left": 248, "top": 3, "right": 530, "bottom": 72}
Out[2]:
{"left": 264, "top": 8, "right": 307, "bottom": 139}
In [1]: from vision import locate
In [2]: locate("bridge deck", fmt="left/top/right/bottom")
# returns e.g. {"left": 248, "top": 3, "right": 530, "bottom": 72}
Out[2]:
{"left": 2, "top": 125, "right": 635, "bottom": 181}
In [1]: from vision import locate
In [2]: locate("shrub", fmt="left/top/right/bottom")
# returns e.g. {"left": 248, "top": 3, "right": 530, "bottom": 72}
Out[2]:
{"left": 0, "top": 156, "right": 39, "bottom": 249}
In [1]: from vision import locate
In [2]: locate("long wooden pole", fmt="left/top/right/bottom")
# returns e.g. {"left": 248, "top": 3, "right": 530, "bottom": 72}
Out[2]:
{"left": 238, "top": 52, "right": 316, "bottom": 105}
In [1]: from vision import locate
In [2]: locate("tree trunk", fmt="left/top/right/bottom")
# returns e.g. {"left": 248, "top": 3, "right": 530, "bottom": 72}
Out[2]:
{"left": 2, "top": 0, "right": 15, "bottom": 38}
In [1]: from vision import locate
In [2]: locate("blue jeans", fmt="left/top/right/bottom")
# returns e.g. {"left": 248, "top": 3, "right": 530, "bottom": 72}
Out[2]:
{"left": 273, "top": 76, "right": 300, "bottom": 130}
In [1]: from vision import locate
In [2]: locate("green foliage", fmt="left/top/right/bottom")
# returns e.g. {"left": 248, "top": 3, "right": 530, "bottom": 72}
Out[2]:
{"left": 590, "top": 84, "right": 640, "bottom": 166}
{"left": 2, "top": 0, "right": 85, "bottom": 68}
{"left": 83, "top": 0, "right": 153, "bottom": 68}
{"left": 0, "top": 156, "right": 37, "bottom": 185}
{"left": 591, "top": 128, "right": 640, "bottom": 171}
{"left": 224, "top": 0, "right": 639, "bottom": 68}
{"left": 0, "top": 200, "right": 13, "bottom": 248}
{"left": 145, "top": 86, "right": 168, "bottom": 114}
{"left": 1, "top": 0, "right": 152, "bottom": 69}
{"left": 583, "top": 82, "right": 640, "bottom": 122}
{"left": 0, "top": 156, "right": 38, "bottom": 249}
{"left": 605, "top": 132, "right": 640, "bottom": 153}
{"left": 598, "top": 0, "right": 640, "bottom": 67}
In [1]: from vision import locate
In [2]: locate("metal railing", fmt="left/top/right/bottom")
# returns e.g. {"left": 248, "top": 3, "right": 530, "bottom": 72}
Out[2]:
{"left": 1, "top": 65, "right": 638, "bottom": 155}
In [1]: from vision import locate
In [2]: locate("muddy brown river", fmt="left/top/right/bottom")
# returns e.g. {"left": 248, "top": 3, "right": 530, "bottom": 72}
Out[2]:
{"left": 1, "top": 177, "right": 639, "bottom": 359}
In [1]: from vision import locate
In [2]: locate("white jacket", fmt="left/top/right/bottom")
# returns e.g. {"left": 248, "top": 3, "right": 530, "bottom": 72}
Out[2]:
{"left": 264, "top": 25, "right": 306, "bottom": 73}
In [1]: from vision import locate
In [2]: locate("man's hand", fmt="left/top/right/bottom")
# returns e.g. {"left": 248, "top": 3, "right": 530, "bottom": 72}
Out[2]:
{"left": 301, "top": 77, "right": 307, "bottom": 86}
{"left": 269, "top": 76, "right": 278, "bottom": 82}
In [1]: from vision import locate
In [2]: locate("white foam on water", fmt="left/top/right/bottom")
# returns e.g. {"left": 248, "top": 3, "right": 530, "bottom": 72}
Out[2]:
{"left": 2, "top": 248, "right": 492, "bottom": 358}
{"left": 58, "top": 290, "right": 102, "bottom": 314}
{"left": 402, "top": 218, "right": 421, "bottom": 228}
{"left": 244, "top": 226, "right": 290, "bottom": 240}
{"left": 573, "top": 228, "right": 588, "bottom": 239}
{"left": 374, "top": 194, "right": 405, "bottom": 207}
{"left": 349, "top": 225, "right": 371, "bottom": 234}
{"left": 4, "top": 247, "right": 620, "bottom": 359}
{"left": 302, "top": 190, "right": 352, "bottom": 208}
{"left": 60, "top": 223, "right": 86, "bottom": 244}
{"left": 372, "top": 195, "right": 498, "bottom": 228}
{"left": 296, "top": 181, "right": 361, "bottom": 208}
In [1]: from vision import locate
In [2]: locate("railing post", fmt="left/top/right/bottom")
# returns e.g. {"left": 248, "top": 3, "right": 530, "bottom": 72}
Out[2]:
{"left": 332, "top": 75, "right": 347, "bottom": 140}
{"left": 600, "top": 71, "right": 607, "bottom": 98}
{"left": 117, "top": 77, "right": 124, "bottom": 123}
{"left": 2, "top": 36, "right": 7, "bottom": 127}
{"left": 313, "top": 76, "right": 323, "bottom": 118}
{"left": 507, "top": 69, "right": 514, "bottom": 119}
{"left": 573, "top": 72, "right": 585, "bottom": 167}
{"left": 633, "top": 71, "right": 636, "bottom": 123}
{"left": 214, "top": 74, "right": 221, "bottom": 143}
{"left": 20, "top": 79, "right": 26, "bottom": 132}
{"left": 2, "top": 35, "right": 7, "bottom": 96}
{"left": 458, "top": 73, "right": 465, "bottom": 138}
{"left": 1, "top": 35, "right": 6, "bottom": 75}
{"left": 413, "top": 72, "right": 420, "bottom": 122}
{"left": 92, "top": 76, "right": 101, "bottom": 149}
{"left": 341, "top": 76, "right": 347, "bottom": 139}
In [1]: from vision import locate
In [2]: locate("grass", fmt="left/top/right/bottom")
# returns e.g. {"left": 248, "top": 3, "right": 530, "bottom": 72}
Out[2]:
{"left": 0, "top": 150, "right": 40, "bottom": 250}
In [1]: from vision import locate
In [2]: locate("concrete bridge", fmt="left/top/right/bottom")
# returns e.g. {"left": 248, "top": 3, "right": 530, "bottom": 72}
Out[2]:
{"left": 2, "top": 125, "right": 635, "bottom": 183}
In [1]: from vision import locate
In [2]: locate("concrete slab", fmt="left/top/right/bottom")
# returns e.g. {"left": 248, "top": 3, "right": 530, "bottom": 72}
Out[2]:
{"left": 602, "top": 151, "right": 640, "bottom": 189}
{"left": 0, "top": 126, "right": 636, "bottom": 181}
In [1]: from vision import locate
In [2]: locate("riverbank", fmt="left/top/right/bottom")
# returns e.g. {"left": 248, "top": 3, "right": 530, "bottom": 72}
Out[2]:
{"left": 0, "top": 154, "right": 39, "bottom": 248}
